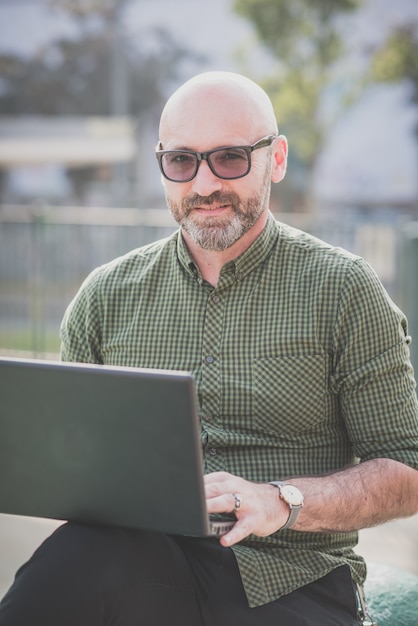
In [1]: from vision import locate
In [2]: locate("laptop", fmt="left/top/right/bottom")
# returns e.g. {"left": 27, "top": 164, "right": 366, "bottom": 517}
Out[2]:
{"left": 0, "top": 357, "right": 235, "bottom": 537}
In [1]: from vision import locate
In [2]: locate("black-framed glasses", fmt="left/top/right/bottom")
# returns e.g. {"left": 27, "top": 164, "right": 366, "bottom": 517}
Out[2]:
{"left": 155, "top": 134, "right": 277, "bottom": 183}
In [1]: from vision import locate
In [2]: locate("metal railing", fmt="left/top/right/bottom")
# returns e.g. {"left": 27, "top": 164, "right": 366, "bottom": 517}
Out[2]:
{"left": 0, "top": 204, "right": 410, "bottom": 359}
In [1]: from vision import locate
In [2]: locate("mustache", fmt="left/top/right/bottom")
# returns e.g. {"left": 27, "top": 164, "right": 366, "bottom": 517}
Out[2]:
{"left": 182, "top": 191, "right": 240, "bottom": 210}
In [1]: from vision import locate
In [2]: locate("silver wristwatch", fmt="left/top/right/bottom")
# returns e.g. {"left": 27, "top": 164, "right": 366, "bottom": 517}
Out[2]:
{"left": 269, "top": 481, "right": 304, "bottom": 530}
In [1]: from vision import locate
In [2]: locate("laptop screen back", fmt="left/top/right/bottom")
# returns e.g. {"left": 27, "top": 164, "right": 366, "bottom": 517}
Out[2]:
{"left": 0, "top": 357, "right": 212, "bottom": 536}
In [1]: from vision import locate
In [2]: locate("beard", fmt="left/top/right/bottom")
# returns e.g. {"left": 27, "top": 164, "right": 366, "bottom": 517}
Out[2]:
{"left": 165, "top": 170, "right": 271, "bottom": 251}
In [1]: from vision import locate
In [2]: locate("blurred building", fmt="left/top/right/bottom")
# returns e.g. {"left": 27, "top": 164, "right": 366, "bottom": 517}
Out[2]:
{"left": 0, "top": 116, "right": 137, "bottom": 207}
{"left": 312, "top": 84, "right": 418, "bottom": 216}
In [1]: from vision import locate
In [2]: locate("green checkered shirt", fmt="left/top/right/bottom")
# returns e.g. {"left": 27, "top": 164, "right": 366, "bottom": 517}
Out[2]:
{"left": 60, "top": 212, "right": 418, "bottom": 608}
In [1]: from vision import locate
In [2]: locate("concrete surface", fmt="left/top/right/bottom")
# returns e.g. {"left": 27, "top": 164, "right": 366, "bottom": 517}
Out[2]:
{"left": 1, "top": 513, "right": 417, "bottom": 600}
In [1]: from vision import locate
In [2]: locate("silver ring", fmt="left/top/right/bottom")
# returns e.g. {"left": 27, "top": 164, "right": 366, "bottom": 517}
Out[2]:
{"left": 232, "top": 493, "right": 242, "bottom": 513}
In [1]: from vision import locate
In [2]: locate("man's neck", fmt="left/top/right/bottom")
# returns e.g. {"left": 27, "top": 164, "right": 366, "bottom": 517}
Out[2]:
{"left": 181, "top": 212, "right": 268, "bottom": 287}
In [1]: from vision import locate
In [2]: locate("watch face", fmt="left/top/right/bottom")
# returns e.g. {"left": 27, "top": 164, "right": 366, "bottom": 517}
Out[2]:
{"left": 281, "top": 485, "right": 303, "bottom": 506}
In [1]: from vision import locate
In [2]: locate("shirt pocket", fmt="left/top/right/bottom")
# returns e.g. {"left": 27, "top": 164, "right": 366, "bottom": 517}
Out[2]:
{"left": 253, "top": 355, "right": 328, "bottom": 434}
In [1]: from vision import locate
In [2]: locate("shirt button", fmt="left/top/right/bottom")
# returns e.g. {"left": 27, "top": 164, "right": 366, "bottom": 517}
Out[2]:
{"left": 236, "top": 272, "right": 243, "bottom": 282}
{"left": 204, "top": 414, "right": 213, "bottom": 422}
{"left": 209, "top": 448, "right": 217, "bottom": 456}
{"left": 205, "top": 355, "right": 215, "bottom": 364}
{"left": 212, "top": 295, "right": 220, "bottom": 303}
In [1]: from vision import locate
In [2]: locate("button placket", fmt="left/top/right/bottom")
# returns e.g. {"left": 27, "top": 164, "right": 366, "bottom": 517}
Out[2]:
{"left": 201, "top": 287, "right": 225, "bottom": 469}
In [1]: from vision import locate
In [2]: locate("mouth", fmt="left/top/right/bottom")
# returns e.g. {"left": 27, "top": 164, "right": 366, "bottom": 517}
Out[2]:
{"left": 182, "top": 192, "right": 239, "bottom": 219}
{"left": 194, "top": 204, "right": 231, "bottom": 216}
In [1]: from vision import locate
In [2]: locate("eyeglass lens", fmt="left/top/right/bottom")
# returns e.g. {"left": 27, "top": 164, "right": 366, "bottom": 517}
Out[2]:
{"left": 161, "top": 147, "right": 250, "bottom": 182}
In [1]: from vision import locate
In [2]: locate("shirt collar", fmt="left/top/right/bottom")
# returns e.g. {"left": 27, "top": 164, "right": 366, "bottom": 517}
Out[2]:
{"left": 176, "top": 211, "right": 280, "bottom": 282}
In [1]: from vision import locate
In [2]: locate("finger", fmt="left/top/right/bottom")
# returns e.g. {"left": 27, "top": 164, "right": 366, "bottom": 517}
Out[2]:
{"left": 204, "top": 479, "right": 239, "bottom": 500}
{"left": 219, "top": 519, "right": 253, "bottom": 547}
{"left": 203, "top": 472, "right": 234, "bottom": 491}
{"left": 206, "top": 492, "right": 240, "bottom": 515}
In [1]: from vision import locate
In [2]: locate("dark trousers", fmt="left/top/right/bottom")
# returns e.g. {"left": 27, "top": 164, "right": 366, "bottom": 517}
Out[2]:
{"left": 0, "top": 523, "right": 361, "bottom": 626}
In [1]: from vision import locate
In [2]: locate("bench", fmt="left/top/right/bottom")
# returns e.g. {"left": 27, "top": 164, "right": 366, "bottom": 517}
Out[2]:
{"left": 364, "top": 562, "right": 418, "bottom": 626}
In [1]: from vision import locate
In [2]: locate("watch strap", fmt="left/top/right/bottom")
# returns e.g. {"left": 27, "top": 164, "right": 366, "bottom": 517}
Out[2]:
{"left": 281, "top": 504, "right": 300, "bottom": 530}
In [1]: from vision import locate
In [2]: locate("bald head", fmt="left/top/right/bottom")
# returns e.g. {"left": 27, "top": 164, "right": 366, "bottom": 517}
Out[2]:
{"left": 159, "top": 71, "right": 278, "bottom": 149}
{"left": 157, "top": 72, "right": 288, "bottom": 257}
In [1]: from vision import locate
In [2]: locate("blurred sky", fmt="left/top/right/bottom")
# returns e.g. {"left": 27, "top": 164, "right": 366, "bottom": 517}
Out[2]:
{"left": 315, "top": 0, "right": 418, "bottom": 205}
{"left": 0, "top": 0, "right": 262, "bottom": 70}
{"left": 0, "top": 0, "right": 418, "bottom": 206}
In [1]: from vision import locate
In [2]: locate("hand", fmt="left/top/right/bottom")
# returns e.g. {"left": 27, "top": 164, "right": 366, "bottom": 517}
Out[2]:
{"left": 204, "top": 471, "right": 289, "bottom": 547}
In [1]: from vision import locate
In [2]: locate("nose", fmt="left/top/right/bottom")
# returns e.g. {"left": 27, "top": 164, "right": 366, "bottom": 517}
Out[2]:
{"left": 191, "top": 159, "right": 223, "bottom": 197}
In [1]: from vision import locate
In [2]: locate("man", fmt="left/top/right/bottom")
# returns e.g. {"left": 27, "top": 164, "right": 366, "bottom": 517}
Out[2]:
{"left": 1, "top": 71, "right": 417, "bottom": 625}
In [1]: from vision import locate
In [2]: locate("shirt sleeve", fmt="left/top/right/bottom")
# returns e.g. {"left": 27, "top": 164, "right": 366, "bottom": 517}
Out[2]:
{"left": 330, "top": 258, "right": 418, "bottom": 469}
{"left": 60, "top": 266, "right": 104, "bottom": 364}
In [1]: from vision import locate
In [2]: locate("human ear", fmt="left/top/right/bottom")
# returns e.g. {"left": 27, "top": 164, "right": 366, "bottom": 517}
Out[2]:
{"left": 271, "top": 135, "right": 288, "bottom": 183}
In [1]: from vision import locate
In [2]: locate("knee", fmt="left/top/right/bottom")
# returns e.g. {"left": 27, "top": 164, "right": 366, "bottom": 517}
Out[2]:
{"left": 13, "top": 523, "right": 153, "bottom": 595}
{"left": 0, "top": 524, "right": 157, "bottom": 624}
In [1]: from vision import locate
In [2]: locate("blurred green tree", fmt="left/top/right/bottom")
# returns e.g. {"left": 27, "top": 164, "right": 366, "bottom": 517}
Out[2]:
{"left": 0, "top": 0, "right": 202, "bottom": 119}
{"left": 0, "top": 0, "right": 204, "bottom": 205}
{"left": 371, "top": 24, "right": 418, "bottom": 131}
{"left": 233, "top": 0, "right": 362, "bottom": 210}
